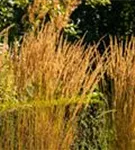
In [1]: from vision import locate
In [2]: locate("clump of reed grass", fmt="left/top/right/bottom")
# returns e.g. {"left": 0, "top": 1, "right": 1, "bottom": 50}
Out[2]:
{"left": 107, "top": 37, "right": 135, "bottom": 150}
{"left": 0, "top": 22, "right": 109, "bottom": 149}
{"left": 0, "top": 100, "right": 77, "bottom": 150}
{"left": 12, "top": 23, "right": 109, "bottom": 101}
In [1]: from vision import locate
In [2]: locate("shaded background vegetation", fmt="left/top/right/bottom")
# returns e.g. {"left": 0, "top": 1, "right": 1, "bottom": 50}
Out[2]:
{"left": 1, "top": 0, "right": 135, "bottom": 44}
{"left": 71, "top": 0, "right": 135, "bottom": 42}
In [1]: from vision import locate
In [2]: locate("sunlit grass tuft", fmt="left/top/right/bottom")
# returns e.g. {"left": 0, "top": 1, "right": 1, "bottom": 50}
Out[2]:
{"left": 0, "top": 22, "right": 109, "bottom": 149}
{"left": 107, "top": 36, "right": 135, "bottom": 150}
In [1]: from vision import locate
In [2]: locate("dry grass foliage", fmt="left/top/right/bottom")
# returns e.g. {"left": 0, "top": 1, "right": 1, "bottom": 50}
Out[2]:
{"left": 13, "top": 23, "right": 109, "bottom": 100}
{"left": 0, "top": 104, "right": 76, "bottom": 150}
{"left": 0, "top": 22, "right": 109, "bottom": 150}
{"left": 108, "top": 37, "right": 135, "bottom": 150}
{"left": 1, "top": 22, "right": 135, "bottom": 149}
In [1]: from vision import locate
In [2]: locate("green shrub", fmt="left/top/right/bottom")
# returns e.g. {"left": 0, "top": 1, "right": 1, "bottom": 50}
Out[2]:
{"left": 71, "top": 87, "right": 115, "bottom": 150}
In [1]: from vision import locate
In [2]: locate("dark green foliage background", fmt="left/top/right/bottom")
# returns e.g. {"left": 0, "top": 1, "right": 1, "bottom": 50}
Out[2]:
{"left": 0, "top": 0, "right": 30, "bottom": 43}
{"left": 70, "top": 0, "right": 135, "bottom": 45}
{"left": 1, "top": 0, "right": 135, "bottom": 44}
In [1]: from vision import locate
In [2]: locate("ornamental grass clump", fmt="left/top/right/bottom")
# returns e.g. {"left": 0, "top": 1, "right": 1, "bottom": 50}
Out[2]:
{"left": 108, "top": 37, "right": 135, "bottom": 150}
{"left": 0, "top": 22, "right": 109, "bottom": 150}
